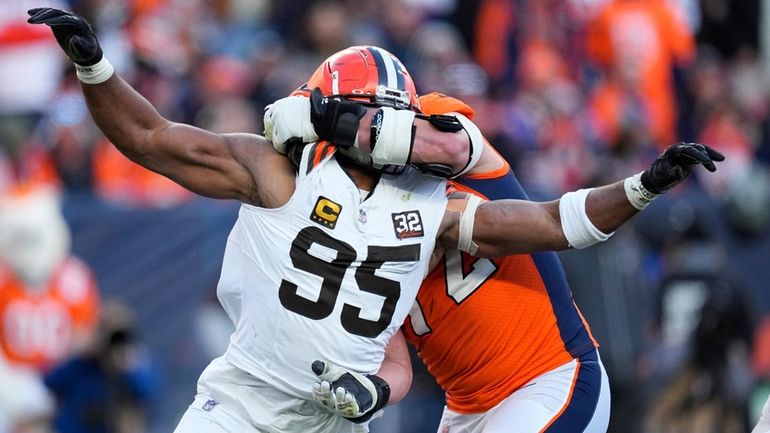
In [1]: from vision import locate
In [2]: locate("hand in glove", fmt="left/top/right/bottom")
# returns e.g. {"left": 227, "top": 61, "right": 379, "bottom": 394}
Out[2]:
{"left": 311, "top": 360, "right": 390, "bottom": 424}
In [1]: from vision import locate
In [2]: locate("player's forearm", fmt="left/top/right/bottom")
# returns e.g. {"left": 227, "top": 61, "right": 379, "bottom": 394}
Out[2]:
{"left": 469, "top": 199, "right": 569, "bottom": 257}
{"left": 81, "top": 74, "right": 169, "bottom": 159}
{"left": 375, "top": 331, "right": 412, "bottom": 405}
{"left": 355, "top": 110, "right": 470, "bottom": 171}
{"left": 584, "top": 181, "right": 638, "bottom": 233}
{"left": 474, "top": 183, "right": 635, "bottom": 256}
{"left": 373, "top": 358, "right": 411, "bottom": 405}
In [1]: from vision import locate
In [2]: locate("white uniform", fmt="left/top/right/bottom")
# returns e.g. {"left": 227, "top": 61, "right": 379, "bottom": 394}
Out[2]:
{"left": 755, "top": 395, "right": 770, "bottom": 433}
{"left": 175, "top": 144, "right": 447, "bottom": 433}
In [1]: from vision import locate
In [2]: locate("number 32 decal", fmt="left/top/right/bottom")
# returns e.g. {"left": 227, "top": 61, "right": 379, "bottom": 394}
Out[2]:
{"left": 279, "top": 226, "right": 420, "bottom": 338}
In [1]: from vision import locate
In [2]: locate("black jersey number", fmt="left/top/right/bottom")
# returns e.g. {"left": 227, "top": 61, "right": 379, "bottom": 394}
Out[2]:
{"left": 279, "top": 227, "right": 420, "bottom": 338}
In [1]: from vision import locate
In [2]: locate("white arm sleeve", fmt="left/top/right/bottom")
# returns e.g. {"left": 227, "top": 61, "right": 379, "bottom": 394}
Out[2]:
{"left": 559, "top": 188, "right": 613, "bottom": 249}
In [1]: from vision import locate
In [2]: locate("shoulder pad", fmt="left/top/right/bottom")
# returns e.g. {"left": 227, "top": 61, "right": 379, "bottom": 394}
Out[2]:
{"left": 418, "top": 92, "right": 475, "bottom": 119}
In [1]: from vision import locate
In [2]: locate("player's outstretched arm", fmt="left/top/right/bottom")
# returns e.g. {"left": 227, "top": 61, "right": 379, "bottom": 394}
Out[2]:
{"left": 28, "top": 8, "right": 294, "bottom": 206}
{"left": 438, "top": 143, "right": 725, "bottom": 257}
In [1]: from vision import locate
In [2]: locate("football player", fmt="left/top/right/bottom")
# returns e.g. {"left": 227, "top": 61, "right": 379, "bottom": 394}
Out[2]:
{"left": 266, "top": 72, "right": 726, "bottom": 433}
{"left": 29, "top": 8, "right": 723, "bottom": 433}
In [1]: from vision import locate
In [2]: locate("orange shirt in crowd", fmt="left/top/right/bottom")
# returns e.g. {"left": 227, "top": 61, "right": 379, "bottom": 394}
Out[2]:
{"left": 586, "top": 0, "right": 695, "bottom": 145}
{"left": 0, "top": 258, "right": 100, "bottom": 371}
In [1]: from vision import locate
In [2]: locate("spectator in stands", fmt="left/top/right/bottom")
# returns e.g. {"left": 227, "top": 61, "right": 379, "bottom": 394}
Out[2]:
{"left": 585, "top": 0, "right": 695, "bottom": 146}
{"left": 0, "top": 185, "right": 100, "bottom": 371}
{"left": 641, "top": 213, "right": 754, "bottom": 433}
{"left": 45, "top": 301, "right": 158, "bottom": 433}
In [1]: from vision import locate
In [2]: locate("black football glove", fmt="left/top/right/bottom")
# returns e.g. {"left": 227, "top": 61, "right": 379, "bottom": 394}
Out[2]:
{"left": 309, "top": 88, "right": 368, "bottom": 149}
{"left": 27, "top": 8, "right": 102, "bottom": 66}
{"left": 641, "top": 142, "right": 725, "bottom": 194}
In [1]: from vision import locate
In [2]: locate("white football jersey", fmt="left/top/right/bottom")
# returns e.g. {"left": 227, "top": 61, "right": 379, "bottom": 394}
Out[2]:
{"left": 218, "top": 144, "right": 448, "bottom": 397}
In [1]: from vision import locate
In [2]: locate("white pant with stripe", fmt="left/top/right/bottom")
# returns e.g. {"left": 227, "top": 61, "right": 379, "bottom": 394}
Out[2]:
{"left": 435, "top": 350, "right": 610, "bottom": 433}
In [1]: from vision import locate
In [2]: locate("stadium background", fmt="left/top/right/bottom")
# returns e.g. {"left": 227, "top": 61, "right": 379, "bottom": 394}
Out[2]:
{"left": 1, "top": 0, "right": 769, "bottom": 432}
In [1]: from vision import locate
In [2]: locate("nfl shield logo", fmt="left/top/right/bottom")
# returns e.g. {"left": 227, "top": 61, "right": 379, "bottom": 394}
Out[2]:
{"left": 202, "top": 399, "right": 218, "bottom": 412}
{"left": 440, "top": 422, "right": 450, "bottom": 433}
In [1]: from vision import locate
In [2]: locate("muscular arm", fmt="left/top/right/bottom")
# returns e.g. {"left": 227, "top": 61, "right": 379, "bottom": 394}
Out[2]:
{"left": 437, "top": 181, "right": 637, "bottom": 258}
{"left": 81, "top": 75, "right": 295, "bottom": 206}
{"left": 28, "top": 7, "right": 295, "bottom": 206}
{"left": 374, "top": 330, "right": 412, "bottom": 405}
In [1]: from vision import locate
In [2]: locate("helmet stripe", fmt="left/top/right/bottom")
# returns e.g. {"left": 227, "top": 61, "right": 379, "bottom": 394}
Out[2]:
{"left": 368, "top": 47, "right": 396, "bottom": 89}
{"left": 392, "top": 56, "right": 406, "bottom": 91}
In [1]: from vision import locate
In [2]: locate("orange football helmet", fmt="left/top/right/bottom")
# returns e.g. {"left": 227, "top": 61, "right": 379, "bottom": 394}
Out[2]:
{"left": 297, "top": 46, "right": 420, "bottom": 111}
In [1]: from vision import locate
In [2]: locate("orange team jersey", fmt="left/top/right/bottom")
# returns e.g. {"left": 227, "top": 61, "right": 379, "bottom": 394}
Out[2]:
{"left": 402, "top": 93, "right": 598, "bottom": 414}
{"left": 0, "top": 257, "right": 100, "bottom": 370}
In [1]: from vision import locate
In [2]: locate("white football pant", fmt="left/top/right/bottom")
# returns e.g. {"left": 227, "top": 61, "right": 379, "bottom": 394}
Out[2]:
{"left": 436, "top": 350, "right": 610, "bottom": 433}
{"left": 172, "top": 356, "right": 369, "bottom": 433}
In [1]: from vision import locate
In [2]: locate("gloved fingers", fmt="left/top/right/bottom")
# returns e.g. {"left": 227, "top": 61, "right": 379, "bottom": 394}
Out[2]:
{"left": 29, "top": 12, "right": 79, "bottom": 27}
{"left": 312, "top": 360, "right": 327, "bottom": 375}
{"left": 704, "top": 145, "right": 726, "bottom": 162}
{"left": 333, "top": 387, "right": 359, "bottom": 416}
{"left": 27, "top": 8, "right": 66, "bottom": 23}
{"left": 334, "top": 386, "right": 349, "bottom": 405}
{"left": 313, "top": 380, "right": 335, "bottom": 409}
{"left": 679, "top": 145, "right": 717, "bottom": 172}
{"left": 312, "top": 360, "right": 342, "bottom": 382}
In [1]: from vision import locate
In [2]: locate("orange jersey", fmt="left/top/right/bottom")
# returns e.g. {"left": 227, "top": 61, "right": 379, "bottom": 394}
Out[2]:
{"left": 585, "top": 0, "right": 694, "bottom": 145}
{"left": 0, "top": 257, "right": 100, "bottom": 370}
{"left": 402, "top": 93, "right": 598, "bottom": 414}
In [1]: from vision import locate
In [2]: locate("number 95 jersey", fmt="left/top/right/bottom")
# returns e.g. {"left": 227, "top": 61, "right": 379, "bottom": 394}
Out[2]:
{"left": 219, "top": 143, "right": 447, "bottom": 397}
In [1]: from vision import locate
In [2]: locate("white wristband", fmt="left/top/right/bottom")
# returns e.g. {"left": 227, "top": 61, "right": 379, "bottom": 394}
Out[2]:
{"left": 370, "top": 107, "right": 416, "bottom": 168}
{"left": 624, "top": 172, "right": 658, "bottom": 210}
{"left": 559, "top": 188, "right": 613, "bottom": 249}
{"left": 75, "top": 57, "right": 114, "bottom": 85}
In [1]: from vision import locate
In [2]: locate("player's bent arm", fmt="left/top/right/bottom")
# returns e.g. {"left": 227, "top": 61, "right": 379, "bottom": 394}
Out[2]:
{"left": 82, "top": 75, "right": 295, "bottom": 206}
{"left": 374, "top": 330, "right": 412, "bottom": 405}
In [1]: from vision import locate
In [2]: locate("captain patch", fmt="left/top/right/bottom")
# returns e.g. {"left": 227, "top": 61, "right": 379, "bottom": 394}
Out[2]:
{"left": 311, "top": 196, "right": 342, "bottom": 229}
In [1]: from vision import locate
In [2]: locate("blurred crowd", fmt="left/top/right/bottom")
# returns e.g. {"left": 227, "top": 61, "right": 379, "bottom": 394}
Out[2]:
{"left": 0, "top": 0, "right": 769, "bottom": 432}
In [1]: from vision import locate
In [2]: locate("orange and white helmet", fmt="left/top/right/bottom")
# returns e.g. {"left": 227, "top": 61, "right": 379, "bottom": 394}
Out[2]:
{"left": 297, "top": 46, "right": 420, "bottom": 111}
